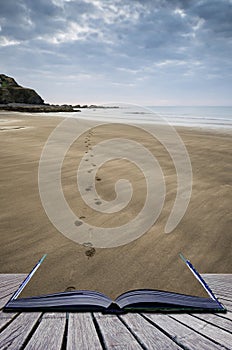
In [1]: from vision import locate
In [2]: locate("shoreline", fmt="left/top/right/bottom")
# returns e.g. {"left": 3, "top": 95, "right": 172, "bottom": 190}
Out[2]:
{"left": 0, "top": 109, "right": 232, "bottom": 134}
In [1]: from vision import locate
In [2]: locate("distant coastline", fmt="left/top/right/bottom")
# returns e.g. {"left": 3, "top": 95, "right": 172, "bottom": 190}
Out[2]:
{"left": 0, "top": 103, "right": 119, "bottom": 113}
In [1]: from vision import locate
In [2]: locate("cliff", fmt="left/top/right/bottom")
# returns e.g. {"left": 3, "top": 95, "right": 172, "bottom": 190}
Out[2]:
{"left": 0, "top": 74, "right": 44, "bottom": 105}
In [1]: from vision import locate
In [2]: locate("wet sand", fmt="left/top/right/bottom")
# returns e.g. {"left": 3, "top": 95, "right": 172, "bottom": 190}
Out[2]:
{"left": 0, "top": 112, "right": 231, "bottom": 299}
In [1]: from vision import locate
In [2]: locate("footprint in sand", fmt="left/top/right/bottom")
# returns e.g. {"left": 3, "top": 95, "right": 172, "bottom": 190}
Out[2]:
{"left": 82, "top": 242, "right": 92, "bottom": 248}
{"left": 65, "top": 286, "right": 76, "bottom": 292}
{"left": 74, "top": 220, "right": 83, "bottom": 227}
{"left": 85, "top": 247, "right": 96, "bottom": 258}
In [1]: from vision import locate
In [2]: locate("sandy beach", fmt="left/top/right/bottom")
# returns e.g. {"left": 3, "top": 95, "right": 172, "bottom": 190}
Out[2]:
{"left": 0, "top": 112, "right": 231, "bottom": 299}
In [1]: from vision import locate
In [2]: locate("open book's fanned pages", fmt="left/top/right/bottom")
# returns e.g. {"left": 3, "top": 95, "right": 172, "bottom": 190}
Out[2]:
{"left": 4, "top": 254, "right": 226, "bottom": 313}
{"left": 4, "top": 288, "right": 224, "bottom": 313}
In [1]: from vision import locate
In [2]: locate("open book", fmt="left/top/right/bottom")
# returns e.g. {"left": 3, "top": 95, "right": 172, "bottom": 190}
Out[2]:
{"left": 4, "top": 254, "right": 226, "bottom": 313}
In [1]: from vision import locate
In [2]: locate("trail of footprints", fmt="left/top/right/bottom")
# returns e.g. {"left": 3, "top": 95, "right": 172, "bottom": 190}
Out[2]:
{"left": 84, "top": 129, "right": 102, "bottom": 202}
{"left": 74, "top": 129, "right": 102, "bottom": 258}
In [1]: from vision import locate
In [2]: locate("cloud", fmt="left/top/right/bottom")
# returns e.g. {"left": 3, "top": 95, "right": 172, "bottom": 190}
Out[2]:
{"left": 191, "top": 0, "right": 232, "bottom": 37}
{"left": 0, "top": 36, "right": 20, "bottom": 47}
{"left": 0, "top": 0, "right": 231, "bottom": 104}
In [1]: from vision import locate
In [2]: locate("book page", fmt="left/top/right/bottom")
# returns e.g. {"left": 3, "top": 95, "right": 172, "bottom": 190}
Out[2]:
{"left": 19, "top": 242, "right": 208, "bottom": 300}
{"left": 4, "top": 120, "right": 212, "bottom": 301}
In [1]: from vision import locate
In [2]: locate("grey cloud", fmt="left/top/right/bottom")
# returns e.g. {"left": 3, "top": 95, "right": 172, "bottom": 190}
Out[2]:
{"left": 161, "top": 0, "right": 232, "bottom": 38}
{"left": 191, "top": 0, "right": 232, "bottom": 37}
{"left": 0, "top": 0, "right": 63, "bottom": 41}
{"left": 0, "top": 0, "right": 231, "bottom": 105}
{"left": 1, "top": 0, "right": 231, "bottom": 46}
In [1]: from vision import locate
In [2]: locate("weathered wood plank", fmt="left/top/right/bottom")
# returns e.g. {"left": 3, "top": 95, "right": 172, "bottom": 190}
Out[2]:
{"left": 0, "top": 274, "right": 26, "bottom": 310}
{"left": 217, "top": 293, "right": 232, "bottom": 301}
{"left": 203, "top": 274, "right": 232, "bottom": 291}
{"left": 204, "top": 280, "right": 232, "bottom": 289}
{"left": 24, "top": 313, "right": 66, "bottom": 350}
{"left": 120, "top": 313, "right": 182, "bottom": 349}
{"left": 0, "top": 274, "right": 26, "bottom": 308}
{"left": 218, "top": 298, "right": 232, "bottom": 312}
{"left": 214, "top": 288, "right": 232, "bottom": 294}
{"left": 42, "top": 312, "right": 66, "bottom": 319}
{"left": 143, "top": 313, "right": 224, "bottom": 350}
{"left": 0, "top": 274, "right": 27, "bottom": 283}
{"left": 171, "top": 313, "right": 232, "bottom": 349}
{"left": 67, "top": 313, "right": 102, "bottom": 350}
{"left": 203, "top": 274, "right": 232, "bottom": 280}
{"left": 0, "top": 277, "right": 24, "bottom": 289}
{"left": 0, "top": 275, "right": 27, "bottom": 290}
{"left": 192, "top": 313, "right": 232, "bottom": 333}
{"left": 0, "top": 312, "right": 41, "bottom": 350}
{"left": 214, "top": 294, "right": 231, "bottom": 302}
{"left": 214, "top": 280, "right": 232, "bottom": 287}
{"left": 215, "top": 292, "right": 232, "bottom": 301}
{"left": 220, "top": 312, "right": 232, "bottom": 321}
{"left": 0, "top": 311, "right": 17, "bottom": 331}
{"left": 202, "top": 284, "right": 232, "bottom": 291}
{"left": 0, "top": 295, "right": 14, "bottom": 309}
{"left": 94, "top": 313, "right": 142, "bottom": 349}
{"left": 0, "top": 283, "right": 21, "bottom": 298}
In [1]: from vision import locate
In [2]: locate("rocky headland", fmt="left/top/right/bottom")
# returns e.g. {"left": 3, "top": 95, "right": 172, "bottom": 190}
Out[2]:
{"left": 0, "top": 74, "right": 118, "bottom": 113}
{"left": 0, "top": 74, "right": 75, "bottom": 112}
{"left": 0, "top": 74, "right": 44, "bottom": 105}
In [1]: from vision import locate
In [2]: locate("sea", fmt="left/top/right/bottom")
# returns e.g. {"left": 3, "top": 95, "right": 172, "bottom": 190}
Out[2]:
{"left": 66, "top": 105, "right": 232, "bottom": 130}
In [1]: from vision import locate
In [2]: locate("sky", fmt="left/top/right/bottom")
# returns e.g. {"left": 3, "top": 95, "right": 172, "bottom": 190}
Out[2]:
{"left": 0, "top": 0, "right": 231, "bottom": 105}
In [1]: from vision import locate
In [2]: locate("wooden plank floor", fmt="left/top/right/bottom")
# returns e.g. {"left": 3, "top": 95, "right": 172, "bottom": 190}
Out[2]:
{"left": 0, "top": 274, "right": 231, "bottom": 349}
